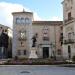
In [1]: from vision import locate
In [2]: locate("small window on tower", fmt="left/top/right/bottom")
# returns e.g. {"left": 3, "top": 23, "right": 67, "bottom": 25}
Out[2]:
{"left": 25, "top": 18, "right": 29, "bottom": 25}
{"left": 21, "top": 18, "right": 25, "bottom": 24}
{"left": 20, "top": 31, "right": 26, "bottom": 39}
{"left": 16, "top": 18, "right": 20, "bottom": 24}
{"left": 68, "top": 12, "right": 71, "bottom": 20}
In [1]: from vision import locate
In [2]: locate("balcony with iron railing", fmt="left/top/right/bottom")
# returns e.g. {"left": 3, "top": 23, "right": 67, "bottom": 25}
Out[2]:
{"left": 43, "top": 37, "right": 49, "bottom": 41}
{"left": 64, "top": 17, "right": 75, "bottom": 25}
{"left": 64, "top": 39, "right": 75, "bottom": 44}
{"left": 18, "top": 37, "right": 27, "bottom": 41}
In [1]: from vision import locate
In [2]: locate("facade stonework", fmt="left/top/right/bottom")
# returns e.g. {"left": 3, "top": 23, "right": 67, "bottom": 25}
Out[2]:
{"left": 12, "top": 12, "right": 63, "bottom": 59}
{"left": 32, "top": 21, "right": 63, "bottom": 58}
{"left": 62, "top": 0, "right": 75, "bottom": 59}
{"left": 12, "top": 12, "right": 33, "bottom": 58}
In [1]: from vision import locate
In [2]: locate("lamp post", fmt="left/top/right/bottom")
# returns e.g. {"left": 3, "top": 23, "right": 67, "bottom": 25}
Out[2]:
{"left": 50, "top": 43, "right": 53, "bottom": 58}
{"left": 50, "top": 42, "right": 56, "bottom": 60}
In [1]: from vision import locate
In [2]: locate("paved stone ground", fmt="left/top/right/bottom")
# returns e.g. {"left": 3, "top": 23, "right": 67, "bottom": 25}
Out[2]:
{"left": 0, "top": 65, "right": 75, "bottom": 75}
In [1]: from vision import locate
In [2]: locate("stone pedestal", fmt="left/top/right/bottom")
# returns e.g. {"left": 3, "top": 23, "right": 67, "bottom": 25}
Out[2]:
{"left": 29, "top": 47, "right": 38, "bottom": 58}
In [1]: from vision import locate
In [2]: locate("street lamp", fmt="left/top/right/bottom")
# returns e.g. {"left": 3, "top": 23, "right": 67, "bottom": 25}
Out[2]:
{"left": 50, "top": 43, "right": 53, "bottom": 58}
{"left": 50, "top": 42, "right": 56, "bottom": 59}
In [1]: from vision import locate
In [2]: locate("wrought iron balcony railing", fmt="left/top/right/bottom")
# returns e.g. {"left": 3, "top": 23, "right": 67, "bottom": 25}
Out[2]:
{"left": 18, "top": 37, "right": 27, "bottom": 41}
{"left": 43, "top": 37, "right": 49, "bottom": 41}
{"left": 64, "top": 39, "right": 75, "bottom": 44}
{"left": 64, "top": 17, "right": 75, "bottom": 24}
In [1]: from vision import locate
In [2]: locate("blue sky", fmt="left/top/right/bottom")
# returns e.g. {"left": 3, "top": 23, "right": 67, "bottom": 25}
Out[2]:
{"left": 0, "top": 0, "right": 63, "bottom": 27}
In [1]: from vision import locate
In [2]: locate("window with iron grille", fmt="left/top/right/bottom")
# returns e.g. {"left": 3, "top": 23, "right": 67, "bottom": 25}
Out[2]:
{"left": 43, "top": 37, "right": 49, "bottom": 41}
{"left": 57, "top": 49, "right": 61, "bottom": 55}
{"left": 20, "top": 31, "right": 26, "bottom": 39}
{"left": 17, "top": 50, "right": 21, "bottom": 55}
{"left": 24, "top": 50, "right": 26, "bottom": 55}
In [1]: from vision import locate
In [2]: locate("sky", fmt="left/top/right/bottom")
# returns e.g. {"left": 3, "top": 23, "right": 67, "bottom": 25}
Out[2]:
{"left": 0, "top": 0, "right": 63, "bottom": 28}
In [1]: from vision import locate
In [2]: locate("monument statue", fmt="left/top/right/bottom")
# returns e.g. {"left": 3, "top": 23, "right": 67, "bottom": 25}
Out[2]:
{"left": 32, "top": 33, "right": 37, "bottom": 47}
{"left": 29, "top": 33, "right": 38, "bottom": 58}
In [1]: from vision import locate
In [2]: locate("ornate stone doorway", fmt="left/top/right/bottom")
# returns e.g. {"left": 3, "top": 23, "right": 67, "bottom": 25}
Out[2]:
{"left": 43, "top": 47, "right": 49, "bottom": 58}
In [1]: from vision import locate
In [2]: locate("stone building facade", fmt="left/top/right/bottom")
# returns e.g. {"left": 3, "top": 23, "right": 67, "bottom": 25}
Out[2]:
{"left": 12, "top": 11, "right": 63, "bottom": 59}
{"left": 32, "top": 21, "right": 63, "bottom": 59}
{"left": 0, "top": 24, "right": 12, "bottom": 58}
{"left": 62, "top": 0, "right": 75, "bottom": 59}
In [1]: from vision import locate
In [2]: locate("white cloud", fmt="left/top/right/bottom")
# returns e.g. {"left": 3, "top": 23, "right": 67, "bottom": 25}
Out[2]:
{"left": 33, "top": 12, "right": 43, "bottom": 21}
{"left": 0, "top": 2, "right": 42, "bottom": 28}
{"left": 49, "top": 16, "right": 62, "bottom": 21}
{"left": 0, "top": 2, "right": 62, "bottom": 28}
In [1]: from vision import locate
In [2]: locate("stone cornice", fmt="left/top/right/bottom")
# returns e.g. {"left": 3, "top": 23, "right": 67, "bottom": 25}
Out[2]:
{"left": 12, "top": 11, "right": 33, "bottom": 15}
{"left": 32, "top": 21, "right": 63, "bottom": 26}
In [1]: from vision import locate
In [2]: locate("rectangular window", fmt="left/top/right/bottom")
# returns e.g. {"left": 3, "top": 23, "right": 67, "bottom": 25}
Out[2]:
{"left": 16, "top": 18, "right": 20, "bottom": 24}
{"left": 19, "top": 31, "right": 27, "bottom": 40}
{"left": 24, "top": 50, "right": 26, "bottom": 55}
{"left": 68, "top": 12, "right": 71, "bottom": 20}
{"left": 60, "top": 33, "right": 63, "bottom": 41}
{"left": 17, "top": 50, "right": 21, "bottom": 55}
{"left": 20, "top": 32, "right": 26, "bottom": 39}
{"left": 68, "top": 33, "right": 71, "bottom": 39}
{"left": 57, "top": 49, "right": 61, "bottom": 55}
